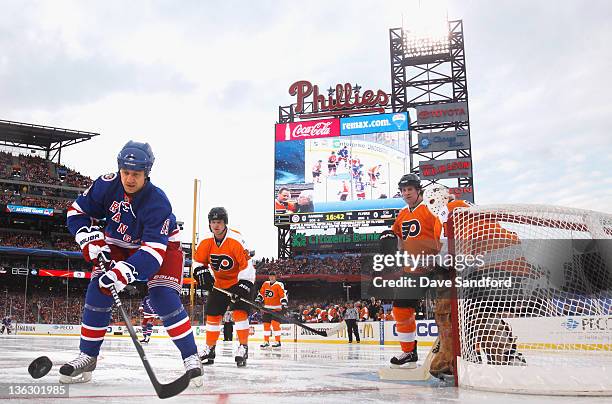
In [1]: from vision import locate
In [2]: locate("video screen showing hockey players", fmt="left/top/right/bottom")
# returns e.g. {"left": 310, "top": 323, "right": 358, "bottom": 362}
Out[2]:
{"left": 274, "top": 131, "right": 408, "bottom": 216}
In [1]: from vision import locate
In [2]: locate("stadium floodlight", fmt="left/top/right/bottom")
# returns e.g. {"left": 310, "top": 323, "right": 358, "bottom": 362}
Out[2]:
{"left": 402, "top": 0, "right": 450, "bottom": 59}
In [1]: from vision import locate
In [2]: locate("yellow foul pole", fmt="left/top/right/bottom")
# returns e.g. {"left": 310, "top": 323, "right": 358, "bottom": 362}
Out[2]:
{"left": 190, "top": 179, "right": 199, "bottom": 313}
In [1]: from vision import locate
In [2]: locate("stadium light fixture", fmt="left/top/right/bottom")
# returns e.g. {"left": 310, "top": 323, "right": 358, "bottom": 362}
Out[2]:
{"left": 402, "top": 0, "right": 450, "bottom": 59}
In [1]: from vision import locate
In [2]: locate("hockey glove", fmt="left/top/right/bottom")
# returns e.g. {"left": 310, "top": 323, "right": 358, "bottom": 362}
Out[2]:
{"left": 75, "top": 226, "right": 111, "bottom": 265}
{"left": 99, "top": 261, "right": 137, "bottom": 294}
{"left": 379, "top": 229, "right": 398, "bottom": 255}
{"left": 194, "top": 266, "right": 215, "bottom": 292}
{"left": 255, "top": 294, "right": 264, "bottom": 304}
{"left": 228, "top": 280, "right": 253, "bottom": 304}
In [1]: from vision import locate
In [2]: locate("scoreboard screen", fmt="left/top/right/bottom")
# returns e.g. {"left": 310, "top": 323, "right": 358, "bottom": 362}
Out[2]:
{"left": 275, "top": 208, "right": 399, "bottom": 230}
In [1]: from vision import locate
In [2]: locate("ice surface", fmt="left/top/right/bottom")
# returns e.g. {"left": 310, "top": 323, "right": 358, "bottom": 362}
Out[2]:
{"left": 0, "top": 335, "right": 609, "bottom": 403}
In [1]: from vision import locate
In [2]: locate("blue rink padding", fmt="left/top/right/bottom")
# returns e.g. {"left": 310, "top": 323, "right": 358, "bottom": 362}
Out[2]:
{"left": 313, "top": 198, "right": 405, "bottom": 213}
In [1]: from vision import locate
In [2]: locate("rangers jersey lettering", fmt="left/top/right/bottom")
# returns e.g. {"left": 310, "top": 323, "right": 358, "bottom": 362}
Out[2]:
{"left": 66, "top": 173, "right": 181, "bottom": 280}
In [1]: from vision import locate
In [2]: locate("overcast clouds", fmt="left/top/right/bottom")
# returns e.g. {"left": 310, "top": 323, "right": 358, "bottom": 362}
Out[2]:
{"left": 1, "top": 0, "right": 610, "bottom": 257}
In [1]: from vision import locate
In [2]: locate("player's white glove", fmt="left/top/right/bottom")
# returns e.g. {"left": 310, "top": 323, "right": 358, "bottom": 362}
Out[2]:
{"left": 98, "top": 261, "right": 137, "bottom": 294}
{"left": 75, "top": 226, "right": 111, "bottom": 265}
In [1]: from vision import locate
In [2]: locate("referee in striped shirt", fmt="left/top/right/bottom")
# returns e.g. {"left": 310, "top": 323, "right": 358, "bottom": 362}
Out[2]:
{"left": 343, "top": 302, "right": 360, "bottom": 343}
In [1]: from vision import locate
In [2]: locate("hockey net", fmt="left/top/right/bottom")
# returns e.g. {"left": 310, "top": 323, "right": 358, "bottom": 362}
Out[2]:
{"left": 449, "top": 204, "right": 612, "bottom": 395}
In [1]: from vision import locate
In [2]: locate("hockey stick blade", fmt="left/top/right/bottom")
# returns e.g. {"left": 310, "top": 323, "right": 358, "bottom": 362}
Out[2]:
{"left": 322, "top": 322, "right": 346, "bottom": 337}
{"left": 100, "top": 259, "right": 191, "bottom": 399}
{"left": 212, "top": 286, "right": 328, "bottom": 337}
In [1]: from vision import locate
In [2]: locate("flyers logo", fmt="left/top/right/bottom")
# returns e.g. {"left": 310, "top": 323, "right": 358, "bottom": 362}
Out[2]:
{"left": 210, "top": 254, "right": 234, "bottom": 271}
{"left": 265, "top": 290, "right": 274, "bottom": 298}
{"left": 401, "top": 219, "right": 421, "bottom": 239}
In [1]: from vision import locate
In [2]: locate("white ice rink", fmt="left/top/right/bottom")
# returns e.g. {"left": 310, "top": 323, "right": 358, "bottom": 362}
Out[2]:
{"left": 0, "top": 335, "right": 609, "bottom": 403}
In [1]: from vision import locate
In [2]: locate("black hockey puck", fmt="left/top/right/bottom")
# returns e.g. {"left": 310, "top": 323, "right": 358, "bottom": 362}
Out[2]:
{"left": 28, "top": 356, "right": 53, "bottom": 379}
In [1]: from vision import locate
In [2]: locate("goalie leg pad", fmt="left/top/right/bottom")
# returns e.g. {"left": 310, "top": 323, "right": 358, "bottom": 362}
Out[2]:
{"left": 430, "top": 298, "right": 453, "bottom": 377}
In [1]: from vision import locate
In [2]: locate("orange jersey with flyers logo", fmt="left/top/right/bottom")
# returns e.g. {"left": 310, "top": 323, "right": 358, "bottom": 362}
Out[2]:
{"left": 392, "top": 203, "right": 442, "bottom": 257}
{"left": 258, "top": 281, "right": 287, "bottom": 310}
{"left": 193, "top": 228, "right": 254, "bottom": 289}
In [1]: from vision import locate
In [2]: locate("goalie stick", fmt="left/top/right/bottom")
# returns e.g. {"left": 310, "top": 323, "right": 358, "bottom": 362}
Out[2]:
{"left": 99, "top": 259, "right": 191, "bottom": 399}
{"left": 378, "top": 337, "right": 440, "bottom": 381}
{"left": 212, "top": 286, "right": 344, "bottom": 337}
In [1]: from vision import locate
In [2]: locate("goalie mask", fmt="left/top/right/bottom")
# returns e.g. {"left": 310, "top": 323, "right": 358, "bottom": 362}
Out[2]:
{"left": 423, "top": 185, "right": 450, "bottom": 222}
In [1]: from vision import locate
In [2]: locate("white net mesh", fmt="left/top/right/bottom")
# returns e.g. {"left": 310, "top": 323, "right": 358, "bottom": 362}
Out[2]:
{"left": 451, "top": 204, "right": 612, "bottom": 395}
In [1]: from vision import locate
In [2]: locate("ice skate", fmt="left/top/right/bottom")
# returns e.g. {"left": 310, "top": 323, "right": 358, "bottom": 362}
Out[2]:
{"left": 59, "top": 352, "right": 97, "bottom": 384}
{"left": 390, "top": 350, "right": 418, "bottom": 369}
{"left": 260, "top": 342, "right": 270, "bottom": 349}
{"left": 183, "top": 353, "right": 203, "bottom": 387}
{"left": 271, "top": 341, "right": 281, "bottom": 349}
{"left": 235, "top": 344, "right": 248, "bottom": 367}
{"left": 200, "top": 345, "right": 216, "bottom": 365}
{"left": 139, "top": 336, "right": 150, "bottom": 344}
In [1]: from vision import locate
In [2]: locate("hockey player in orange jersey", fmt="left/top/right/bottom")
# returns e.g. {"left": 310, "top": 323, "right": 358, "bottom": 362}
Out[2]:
{"left": 193, "top": 207, "right": 255, "bottom": 367}
{"left": 387, "top": 173, "right": 443, "bottom": 368}
{"left": 256, "top": 272, "right": 288, "bottom": 349}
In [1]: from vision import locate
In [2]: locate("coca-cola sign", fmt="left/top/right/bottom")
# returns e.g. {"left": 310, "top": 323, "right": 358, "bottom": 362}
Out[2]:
{"left": 275, "top": 118, "right": 340, "bottom": 142}
{"left": 288, "top": 80, "right": 389, "bottom": 118}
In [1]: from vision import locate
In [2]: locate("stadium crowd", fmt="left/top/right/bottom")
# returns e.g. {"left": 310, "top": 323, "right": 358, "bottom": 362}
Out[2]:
{"left": 255, "top": 256, "right": 361, "bottom": 276}
{"left": 0, "top": 233, "right": 79, "bottom": 250}
{"left": 0, "top": 151, "right": 92, "bottom": 194}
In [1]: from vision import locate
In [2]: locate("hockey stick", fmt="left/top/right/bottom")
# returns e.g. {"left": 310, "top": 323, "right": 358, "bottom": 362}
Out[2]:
{"left": 378, "top": 337, "right": 439, "bottom": 381}
{"left": 100, "top": 260, "right": 190, "bottom": 399}
{"left": 212, "top": 286, "right": 331, "bottom": 337}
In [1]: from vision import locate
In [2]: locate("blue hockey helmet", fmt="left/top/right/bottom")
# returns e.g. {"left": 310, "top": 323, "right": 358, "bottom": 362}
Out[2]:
{"left": 117, "top": 141, "right": 155, "bottom": 176}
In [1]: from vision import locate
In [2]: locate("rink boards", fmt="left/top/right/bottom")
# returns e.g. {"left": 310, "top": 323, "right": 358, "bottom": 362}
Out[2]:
{"left": 10, "top": 320, "right": 439, "bottom": 346}
{"left": 10, "top": 315, "right": 612, "bottom": 349}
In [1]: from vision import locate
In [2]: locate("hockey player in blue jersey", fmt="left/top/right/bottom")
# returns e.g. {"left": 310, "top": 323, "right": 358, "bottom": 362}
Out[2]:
{"left": 1, "top": 316, "right": 12, "bottom": 334}
{"left": 59, "top": 141, "right": 202, "bottom": 386}
{"left": 139, "top": 294, "right": 157, "bottom": 343}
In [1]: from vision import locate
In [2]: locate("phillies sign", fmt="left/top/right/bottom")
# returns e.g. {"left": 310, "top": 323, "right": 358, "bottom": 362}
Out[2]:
{"left": 288, "top": 80, "right": 390, "bottom": 117}
{"left": 275, "top": 118, "right": 340, "bottom": 142}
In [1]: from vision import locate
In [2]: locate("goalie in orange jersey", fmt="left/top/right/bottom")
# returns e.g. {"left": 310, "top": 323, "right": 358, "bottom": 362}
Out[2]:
{"left": 256, "top": 272, "right": 288, "bottom": 349}
{"left": 384, "top": 174, "right": 443, "bottom": 370}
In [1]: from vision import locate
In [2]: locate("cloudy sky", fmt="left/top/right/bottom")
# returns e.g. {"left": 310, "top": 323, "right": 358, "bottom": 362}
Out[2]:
{"left": 1, "top": 0, "right": 610, "bottom": 257}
